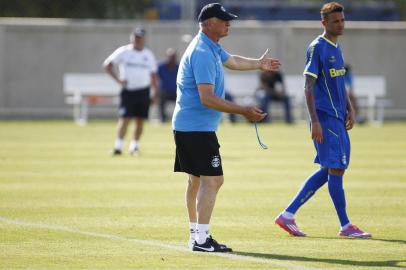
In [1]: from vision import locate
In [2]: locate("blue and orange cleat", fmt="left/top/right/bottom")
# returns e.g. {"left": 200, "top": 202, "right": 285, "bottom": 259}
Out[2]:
{"left": 275, "top": 214, "right": 306, "bottom": 237}
{"left": 339, "top": 224, "right": 371, "bottom": 238}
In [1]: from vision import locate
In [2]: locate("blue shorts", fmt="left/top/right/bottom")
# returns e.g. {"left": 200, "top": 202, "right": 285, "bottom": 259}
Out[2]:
{"left": 313, "top": 112, "right": 350, "bottom": 169}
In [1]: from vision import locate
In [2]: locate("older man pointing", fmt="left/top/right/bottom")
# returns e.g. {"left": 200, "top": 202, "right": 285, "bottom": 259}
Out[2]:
{"left": 172, "top": 3, "right": 281, "bottom": 252}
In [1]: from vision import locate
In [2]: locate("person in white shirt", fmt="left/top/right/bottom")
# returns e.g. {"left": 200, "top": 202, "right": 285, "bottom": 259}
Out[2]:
{"left": 104, "top": 27, "right": 158, "bottom": 155}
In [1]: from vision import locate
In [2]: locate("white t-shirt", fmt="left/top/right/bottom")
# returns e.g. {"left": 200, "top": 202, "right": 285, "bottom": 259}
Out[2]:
{"left": 104, "top": 44, "right": 157, "bottom": 90}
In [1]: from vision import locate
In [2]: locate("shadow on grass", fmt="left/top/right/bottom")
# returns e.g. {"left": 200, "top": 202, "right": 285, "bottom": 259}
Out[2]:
{"left": 232, "top": 251, "right": 406, "bottom": 268}
{"left": 307, "top": 235, "right": 406, "bottom": 245}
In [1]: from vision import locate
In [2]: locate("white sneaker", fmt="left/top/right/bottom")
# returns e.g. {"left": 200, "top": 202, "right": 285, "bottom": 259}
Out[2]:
{"left": 129, "top": 146, "right": 139, "bottom": 156}
{"left": 188, "top": 238, "right": 195, "bottom": 250}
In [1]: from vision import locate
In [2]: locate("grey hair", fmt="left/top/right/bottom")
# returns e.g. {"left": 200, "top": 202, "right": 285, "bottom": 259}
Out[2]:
{"left": 199, "top": 19, "right": 210, "bottom": 30}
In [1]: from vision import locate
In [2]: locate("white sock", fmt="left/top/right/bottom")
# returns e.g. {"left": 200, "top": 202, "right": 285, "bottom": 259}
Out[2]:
{"left": 114, "top": 138, "right": 124, "bottom": 150}
{"left": 341, "top": 223, "right": 351, "bottom": 231}
{"left": 195, "top": 224, "right": 209, "bottom": 244}
{"left": 189, "top": 222, "right": 196, "bottom": 240}
{"left": 129, "top": 140, "right": 139, "bottom": 151}
{"left": 282, "top": 211, "right": 295, "bottom": 220}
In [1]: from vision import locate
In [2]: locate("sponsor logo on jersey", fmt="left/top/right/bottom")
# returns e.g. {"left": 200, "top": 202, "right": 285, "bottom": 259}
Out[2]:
{"left": 329, "top": 68, "right": 346, "bottom": 78}
{"left": 126, "top": 62, "right": 150, "bottom": 69}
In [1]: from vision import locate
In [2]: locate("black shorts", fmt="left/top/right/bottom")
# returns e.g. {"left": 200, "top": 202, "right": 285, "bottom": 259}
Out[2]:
{"left": 119, "top": 87, "right": 150, "bottom": 118}
{"left": 173, "top": 131, "right": 223, "bottom": 177}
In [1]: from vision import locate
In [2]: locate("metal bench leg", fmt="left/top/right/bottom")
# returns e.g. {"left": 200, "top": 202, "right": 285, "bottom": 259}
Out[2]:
{"left": 367, "top": 95, "right": 377, "bottom": 124}
{"left": 78, "top": 99, "right": 88, "bottom": 125}
{"left": 376, "top": 103, "right": 384, "bottom": 125}
{"left": 73, "top": 103, "right": 81, "bottom": 124}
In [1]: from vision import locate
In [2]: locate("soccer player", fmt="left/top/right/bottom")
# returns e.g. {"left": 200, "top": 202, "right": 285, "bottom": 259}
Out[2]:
{"left": 274, "top": 2, "right": 371, "bottom": 238}
{"left": 104, "top": 27, "right": 158, "bottom": 156}
{"left": 173, "top": 3, "right": 281, "bottom": 252}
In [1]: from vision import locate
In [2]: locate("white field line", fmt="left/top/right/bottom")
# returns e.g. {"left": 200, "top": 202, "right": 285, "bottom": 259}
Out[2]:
{"left": 0, "top": 216, "right": 318, "bottom": 270}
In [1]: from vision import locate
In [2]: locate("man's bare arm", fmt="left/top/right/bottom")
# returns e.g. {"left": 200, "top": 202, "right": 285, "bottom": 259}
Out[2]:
{"left": 104, "top": 62, "right": 126, "bottom": 87}
{"left": 345, "top": 90, "right": 355, "bottom": 130}
{"left": 304, "top": 75, "right": 318, "bottom": 123}
{"left": 304, "top": 75, "right": 323, "bottom": 143}
{"left": 198, "top": 84, "right": 266, "bottom": 122}
{"left": 223, "top": 49, "right": 281, "bottom": 71}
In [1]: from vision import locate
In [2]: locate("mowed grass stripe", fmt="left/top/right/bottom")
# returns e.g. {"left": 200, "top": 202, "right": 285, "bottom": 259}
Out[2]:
{"left": 0, "top": 216, "right": 318, "bottom": 270}
{"left": 0, "top": 121, "right": 405, "bottom": 269}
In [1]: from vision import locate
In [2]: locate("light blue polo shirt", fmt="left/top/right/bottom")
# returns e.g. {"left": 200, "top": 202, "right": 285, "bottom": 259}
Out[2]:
{"left": 304, "top": 35, "right": 347, "bottom": 121}
{"left": 172, "top": 31, "right": 230, "bottom": 131}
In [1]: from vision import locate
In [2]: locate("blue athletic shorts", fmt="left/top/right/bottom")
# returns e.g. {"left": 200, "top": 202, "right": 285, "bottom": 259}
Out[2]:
{"left": 313, "top": 111, "right": 350, "bottom": 169}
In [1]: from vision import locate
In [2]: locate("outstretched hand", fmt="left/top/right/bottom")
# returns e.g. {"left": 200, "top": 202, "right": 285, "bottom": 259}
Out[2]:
{"left": 259, "top": 48, "right": 281, "bottom": 71}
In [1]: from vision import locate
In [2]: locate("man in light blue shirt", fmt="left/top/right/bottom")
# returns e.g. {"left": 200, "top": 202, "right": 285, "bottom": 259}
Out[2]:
{"left": 172, "top": 3, "right": 281, "bottom": 252}
{"left": 172, "top": 30, "right": 230, "bottom": 131}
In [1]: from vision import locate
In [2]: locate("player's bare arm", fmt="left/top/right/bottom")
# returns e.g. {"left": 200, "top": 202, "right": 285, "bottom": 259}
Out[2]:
{"left": 197, "top": 84, "right": 266, "bottom": 122}
{"left": 224, "top": 49, "right": 281, "bottom": 71}
{"left": 150, "top": 72, "right": 159, "bottom": 103}
{"left": 345, "top": 91, "right": 356, "bottom": 130}
{"left": 304, "top": 75, "right": 323, "bottom": 143}
{"left": 104, "top": 62, "right": 127, "bottom": 87}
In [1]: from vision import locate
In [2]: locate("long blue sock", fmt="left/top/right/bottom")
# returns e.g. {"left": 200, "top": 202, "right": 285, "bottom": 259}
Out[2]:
{"left": 328, "top": 174, "right": 350, "bottom": 227}
{"left": 285, "top": 168, "right": 328, "bottom": 214}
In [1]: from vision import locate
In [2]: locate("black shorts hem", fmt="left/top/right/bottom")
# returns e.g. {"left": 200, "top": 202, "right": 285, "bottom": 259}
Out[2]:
{"left": 174, "top": 168, "right": 223, "bottom": 177}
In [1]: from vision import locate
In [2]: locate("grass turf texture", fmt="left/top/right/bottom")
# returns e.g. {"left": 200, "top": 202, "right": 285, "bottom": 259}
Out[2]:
{"left": 0, "top": 120, "right": 405, "bottom": 269}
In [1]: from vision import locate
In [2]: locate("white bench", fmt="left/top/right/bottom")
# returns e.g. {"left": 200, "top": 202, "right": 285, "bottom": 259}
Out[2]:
{"left": 225, "top": 72, "right": 389, "bottom": 124}
{"left": 353, "top": 76, "right": 391, "bottom": 124}
{"left": 63, "top": 73, "right": 120, "bottom": 124}
{"left": 64, "top": 72, "right": 389, "bottom": 124}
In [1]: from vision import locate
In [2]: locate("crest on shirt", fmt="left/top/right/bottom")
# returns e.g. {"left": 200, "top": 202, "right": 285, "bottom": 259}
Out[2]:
{"left": 211, "top": 155, "right": 221, "bottom": 168}
{"left": 329, "top": 55, "right": 336, "bottom": 63}
{"left": 341, "top": 154, "right": 347, "bottom": 165}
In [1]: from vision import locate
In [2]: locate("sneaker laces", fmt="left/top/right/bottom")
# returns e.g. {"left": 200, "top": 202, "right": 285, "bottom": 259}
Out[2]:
{"left": 208, "top": 235, "right": 218, "bottom": 244}
{"left": 208, "top": 235, "right": 227, "bottom": 248}
{"left": 349, "top": 224, "right": 360, "bottom": 231}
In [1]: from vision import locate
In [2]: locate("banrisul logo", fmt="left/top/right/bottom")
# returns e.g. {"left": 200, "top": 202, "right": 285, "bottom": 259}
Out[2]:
{"left": 211, "top": 155, "right": 221, "bottom": 168}
{"left": 329, "top": 68, "right": 346, "bottom": 78}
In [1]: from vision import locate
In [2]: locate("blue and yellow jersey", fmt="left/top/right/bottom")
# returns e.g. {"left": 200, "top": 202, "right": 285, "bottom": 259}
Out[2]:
{"left": 303, "top": 35, "right": 347, "bottom": 121}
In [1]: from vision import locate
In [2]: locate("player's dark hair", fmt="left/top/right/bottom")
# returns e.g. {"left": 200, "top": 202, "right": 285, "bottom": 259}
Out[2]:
{"left": 320, "top": 2, "right": 344, "bottom": 20}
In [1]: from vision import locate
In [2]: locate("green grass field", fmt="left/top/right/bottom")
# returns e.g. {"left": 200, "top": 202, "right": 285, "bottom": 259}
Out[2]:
{"left": 1, "top": 120, "right": 405, "bottom": 269}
